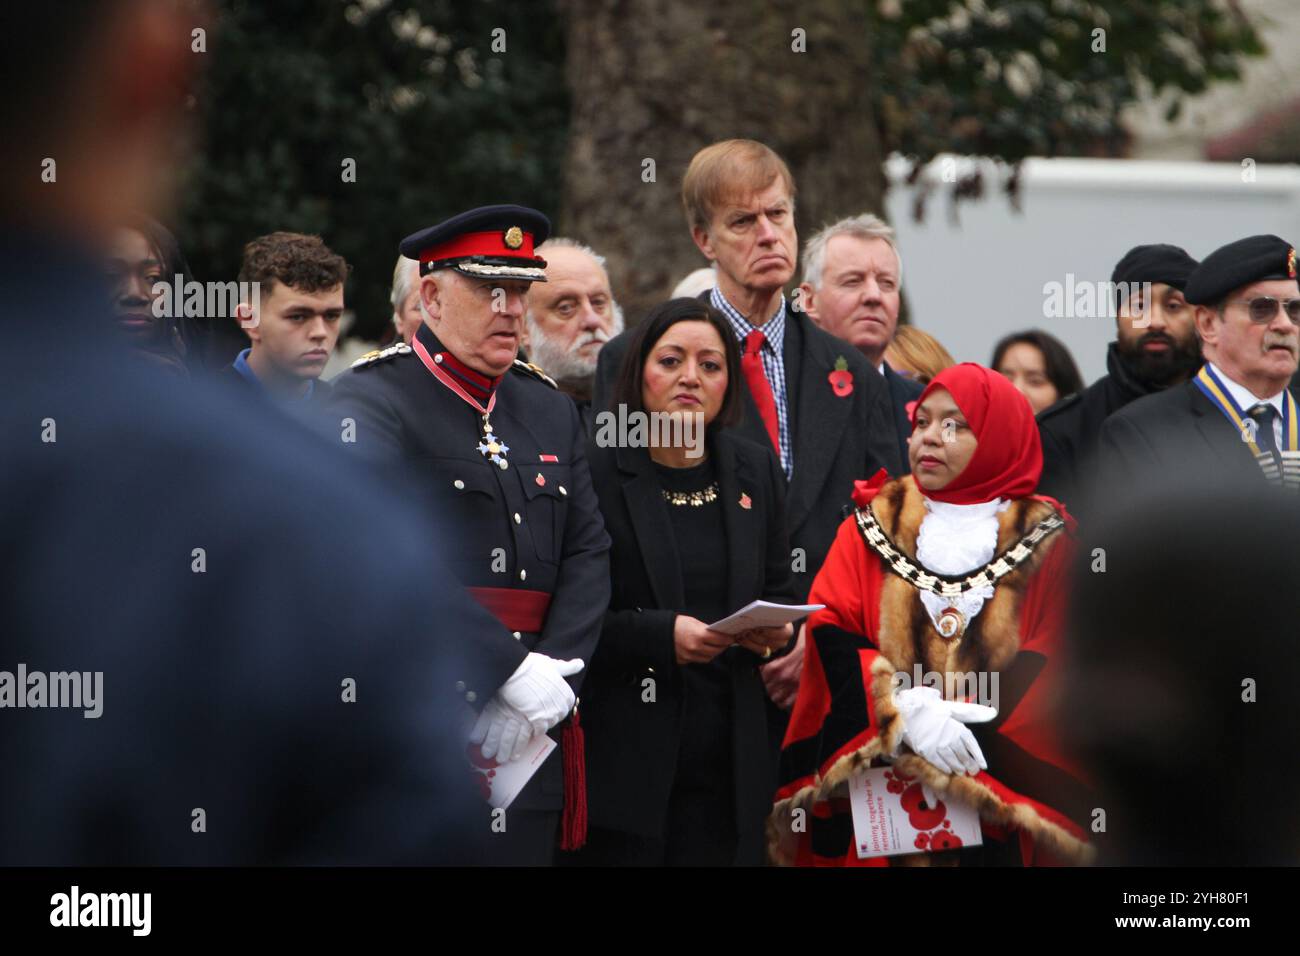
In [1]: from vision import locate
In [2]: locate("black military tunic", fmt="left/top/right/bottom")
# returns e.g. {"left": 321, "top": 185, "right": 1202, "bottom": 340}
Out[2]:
{"left": 326, "top": 323, "right": 611, "bottom": 833}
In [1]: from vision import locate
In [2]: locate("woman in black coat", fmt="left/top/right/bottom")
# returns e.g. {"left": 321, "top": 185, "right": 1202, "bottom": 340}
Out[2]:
{"left": 573, "top": 298, "right": 797, "bottom": 866}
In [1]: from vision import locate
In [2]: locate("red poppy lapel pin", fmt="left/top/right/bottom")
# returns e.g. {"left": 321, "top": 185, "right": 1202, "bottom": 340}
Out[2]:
{"left": 828, "top": 355, "right": 853, "bottom": 398}
{"left": 739, "top": 492, "right": 753, "bottom": 510}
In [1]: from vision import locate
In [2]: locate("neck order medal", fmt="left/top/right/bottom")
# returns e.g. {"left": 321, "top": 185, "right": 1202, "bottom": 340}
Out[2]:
{"left": 477, "top": 417, "right": 510, "bottom": 469}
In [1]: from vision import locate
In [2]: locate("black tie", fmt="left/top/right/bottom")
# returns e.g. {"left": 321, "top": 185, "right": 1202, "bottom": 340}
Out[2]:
{"left": 1247, "top": 403, "right": 1279, "bottom": 458}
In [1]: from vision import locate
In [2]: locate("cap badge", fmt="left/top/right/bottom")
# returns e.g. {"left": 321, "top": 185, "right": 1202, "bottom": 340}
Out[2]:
{"left": 1288, "top": 247, "right": 1296, "bottom": 280}
{"left": 504, "top": 226, "right": 524, "bottom": 250}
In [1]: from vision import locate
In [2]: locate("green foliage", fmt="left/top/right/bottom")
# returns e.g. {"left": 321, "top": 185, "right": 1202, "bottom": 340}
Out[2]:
{"left": 176, "top": 0, "right": 1265, "bottom": 341}
{"left": 177, "top": 0, "right": 568, "bottom": 340}
{"left": 868, "top": 0, "right": 1265, "bottom": 203}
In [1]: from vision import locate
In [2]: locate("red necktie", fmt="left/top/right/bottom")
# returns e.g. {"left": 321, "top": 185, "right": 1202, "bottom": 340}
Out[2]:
{"left": 742, "top": 329, "right": 780, "bottom": 455}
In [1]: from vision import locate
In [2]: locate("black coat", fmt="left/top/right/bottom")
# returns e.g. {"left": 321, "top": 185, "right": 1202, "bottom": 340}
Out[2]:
{"left": 326, "top": 324, "right": 612, "bottom": 813}
{"left": 884, "top": 360, "right": 924, "bottom": 466}
{"left": 581, "top": 431, "right": 797, "bottom": 842}
{"left": 1096, "top": 378, "right": 1287, "bottom": 499}
{"left": 1036, "top": 343, "right": 1173, "bottom": 514}
{"left": 593, "top": 304, "right": 903, "bottom": 601}
{"left": 572, "top": 394, "right": 594, "bottom": 438}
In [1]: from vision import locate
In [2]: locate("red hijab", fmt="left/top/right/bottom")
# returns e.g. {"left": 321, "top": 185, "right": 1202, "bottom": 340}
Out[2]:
{"left": 851, "top": 362, "right": 1075, "bottom": 526}
{"left": 910, "top": 362, "right": 1042, "bottom": 505}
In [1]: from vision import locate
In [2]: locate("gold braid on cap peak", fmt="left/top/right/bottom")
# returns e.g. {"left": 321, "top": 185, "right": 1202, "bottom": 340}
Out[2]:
{"left": 511, "top": 359, "right": 557, "bottom": 389}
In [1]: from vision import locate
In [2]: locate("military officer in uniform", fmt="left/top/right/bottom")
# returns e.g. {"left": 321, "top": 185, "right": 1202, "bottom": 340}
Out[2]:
{"left": 328, "top": 205, "right": 612, "bottom": 865}
{"left": 1098, "top": 235, "right": 1300, "bottom": 496}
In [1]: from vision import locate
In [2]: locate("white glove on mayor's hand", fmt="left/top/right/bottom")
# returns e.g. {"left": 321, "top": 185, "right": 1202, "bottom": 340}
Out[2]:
{"left": 469, "top": 696, "right": 534, "bottom": 763}
{"left": 894, "top": 685, "right": 997, "bottom": 777}
{"left": 499, "top": 652, "right": 585, "bottom": 734}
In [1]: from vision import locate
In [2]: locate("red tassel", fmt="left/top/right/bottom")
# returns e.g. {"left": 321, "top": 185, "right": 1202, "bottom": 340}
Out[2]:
{"left": 559, "top": 706, "right": 587, "bottom": 851}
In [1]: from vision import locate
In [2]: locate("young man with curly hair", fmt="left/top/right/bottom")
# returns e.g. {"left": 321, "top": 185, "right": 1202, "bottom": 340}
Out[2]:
{"left": 224, "top": 231, "right": 349, "bottom": 403}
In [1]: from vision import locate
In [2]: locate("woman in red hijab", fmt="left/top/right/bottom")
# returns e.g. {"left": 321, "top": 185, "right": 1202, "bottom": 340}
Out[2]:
{"left": 769, "top": 364, "right": 1091, "bottom": 867}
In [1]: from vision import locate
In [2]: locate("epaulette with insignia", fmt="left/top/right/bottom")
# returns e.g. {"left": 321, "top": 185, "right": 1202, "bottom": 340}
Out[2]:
{"left": 511, "top": 359, "right": 557, "bottom": 389}
{"left": 351, "top": 342, "right": 412, "bottom": 369}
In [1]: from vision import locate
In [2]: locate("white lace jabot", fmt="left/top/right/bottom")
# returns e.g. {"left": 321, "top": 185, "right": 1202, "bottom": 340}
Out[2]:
{"left": 915, "top": 497, "right": 1010, "bottom": 632}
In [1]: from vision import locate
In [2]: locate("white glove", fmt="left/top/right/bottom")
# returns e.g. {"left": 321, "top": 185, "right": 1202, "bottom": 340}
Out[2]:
{"left": 499, "top": 653, "right": 584, "bottom": 734}
{"left": 469, "top": 695, "right": 534, "bottom": 762}
{"left": 895, "top": 686, "right": 997, "bottom": 776}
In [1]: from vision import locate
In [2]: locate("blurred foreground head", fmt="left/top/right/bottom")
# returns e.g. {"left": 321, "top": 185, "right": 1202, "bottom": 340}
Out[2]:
{"left": 1, "top": 0, "right": 487, "bottom": 864}
{"left": 1, "top": 0, "right": 201, "bottom": 236}
{"left": 1063, "top": 478, "right": 1300, "bottom": 865}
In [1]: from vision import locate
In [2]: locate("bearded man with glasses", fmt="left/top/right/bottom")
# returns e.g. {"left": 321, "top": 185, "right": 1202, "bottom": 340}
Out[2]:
{"left": 1098, "top": 235, "right": 1300, "bottom": 495}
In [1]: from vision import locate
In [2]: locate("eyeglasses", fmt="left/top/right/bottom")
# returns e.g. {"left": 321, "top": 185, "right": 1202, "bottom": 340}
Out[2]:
{"left": 1228, "top": 296, "right": 1300, "bottom": 324}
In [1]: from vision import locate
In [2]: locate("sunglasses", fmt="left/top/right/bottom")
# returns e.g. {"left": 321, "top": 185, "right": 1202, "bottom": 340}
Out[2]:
{"left": 1228, "top": 296, "right": 1300, "bottom": 324}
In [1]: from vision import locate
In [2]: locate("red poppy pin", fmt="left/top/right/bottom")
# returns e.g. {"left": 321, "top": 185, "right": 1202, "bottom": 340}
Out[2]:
{"left": 828, "top": 356, "right": 853, "bottom": 397}
{"left": 739, "top": 492, "right": 752, "bottom": 510}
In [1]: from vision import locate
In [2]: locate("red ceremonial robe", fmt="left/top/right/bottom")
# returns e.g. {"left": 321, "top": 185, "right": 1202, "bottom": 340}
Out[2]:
{"left": 769, "top": 474, "right": 1092, "bottom": 866}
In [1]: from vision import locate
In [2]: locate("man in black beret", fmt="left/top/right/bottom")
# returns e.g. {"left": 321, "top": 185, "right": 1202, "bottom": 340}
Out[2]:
{"left": 327, "top": 205, "right": 611, "bottom": 865}
{"left": 1036, "top": 243, "right": 1200, "bottom": 513}
{"left": 1098, "top": 234, "right": 1300, "bottom": 495}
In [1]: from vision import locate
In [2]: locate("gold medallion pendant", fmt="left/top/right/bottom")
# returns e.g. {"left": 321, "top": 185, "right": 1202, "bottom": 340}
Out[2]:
{"left": 936, "top": 606, "right": 965, "bottom": 640}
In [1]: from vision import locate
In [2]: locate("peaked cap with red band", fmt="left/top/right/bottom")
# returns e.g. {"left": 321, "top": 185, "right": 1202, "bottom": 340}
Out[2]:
{"left": 399, "top": 204, "right": 551, "bottom": 283}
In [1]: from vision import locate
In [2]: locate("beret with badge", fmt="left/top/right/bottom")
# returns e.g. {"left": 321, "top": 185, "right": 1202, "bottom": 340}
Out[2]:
{"left": 1184, "top": 234, "right": 1298, "bottom": 306}
{"left": 399, "top": 204, "right": 551, "bottom": 283}
{"left": 1110, "top": 243, "right": 1198, "bottom": 310}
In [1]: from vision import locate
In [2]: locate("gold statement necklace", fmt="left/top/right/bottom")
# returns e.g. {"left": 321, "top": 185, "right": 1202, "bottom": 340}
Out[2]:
{"left": 661, "top": 482, "right": 719, "bottom": 507}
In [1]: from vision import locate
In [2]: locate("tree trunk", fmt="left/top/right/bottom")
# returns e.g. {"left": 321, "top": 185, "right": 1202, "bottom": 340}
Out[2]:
{"left": 558, "top": 0, "right": 886, "bottom": 323}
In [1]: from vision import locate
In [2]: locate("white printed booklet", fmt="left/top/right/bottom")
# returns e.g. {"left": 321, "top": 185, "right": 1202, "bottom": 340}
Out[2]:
{"left": 848, "top": 765, "right": 984, "bottom": 858}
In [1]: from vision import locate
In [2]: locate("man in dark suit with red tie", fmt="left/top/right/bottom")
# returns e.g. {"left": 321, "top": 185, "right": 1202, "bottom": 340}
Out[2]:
{"left": 593, "top": 139, "right": 902, "bottom": 713}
